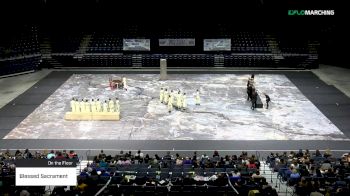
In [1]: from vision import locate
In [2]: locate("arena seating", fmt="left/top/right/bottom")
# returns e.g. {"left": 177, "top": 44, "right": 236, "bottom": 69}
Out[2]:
{"left": 0, "top": 55, "right": 41, "bottom": 76}
{"left": 0, "top": 25, "right": 39, "bottom": 58}
{"left": 0, "top": 24, "right": 320, "bottom": 74}
{"left": 1, "top": 149, "right": 349, "bottom": 195}
{"left": 0, "top": 149, "right": 78, "bottom": 195}
{"left": 231, "top": 32, "right": 271, "bottom": 53}
{"left": 266, "top": 150, "right": 350, "bottom": 195}
{"left": 50, "top": 31, "right": 83, "bottom": 53}
{"left": 88, "top": 32, "right": 123, "bottom": 53}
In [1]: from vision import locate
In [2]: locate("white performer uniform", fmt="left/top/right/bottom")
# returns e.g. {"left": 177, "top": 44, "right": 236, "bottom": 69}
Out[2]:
{"left": 170, "top": 93, "right": 175, "bottom": 106}
{"left": 195, "top": 91, "right": 201, "bottom": 105}
{"left": 91, "top": 100, "right": 96, "bottom": 113}
{"left": 103, "top": 102, "right": 108, "bottom": 113}
{"left": 160, "top": 89, "right": 164, "bottom": 103}
{"left": 70, "top": 99, "right": 76, "bottom": 112}
{"left": 96, "top": 100, "right": 102, "bottom": 112}
{"left": 75, "top": 100, "right": 80, "bottom": 112}
{"left": 182, "top": 94, "right": 187, "bottom": 109}
{"left": 176, "top": 93, "right": 182, "bottom": 109}
{"left": 108, "top": 100, "right": 115, "bottom": 112}
{"left": 168, "top": 96, "right": 173, "bottom": 112}
{"left": 80, "top": 100, "right": 85, "bottom": 112}
{"left": 122, "top": 77, "right": 127, "bottom": 89}
{"left": 163, "top": 90, "right": 169, "bottom": 104}
{"left": 115, "top": 100, "right": 120, "bottom": 114}
{"left": 85, "top": 101, "right": 91, "bottom": 112}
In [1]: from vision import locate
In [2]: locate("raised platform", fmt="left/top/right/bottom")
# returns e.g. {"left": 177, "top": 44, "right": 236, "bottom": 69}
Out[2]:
{"left": 64, "top": 112, "right": 120, "bottom": 121}
{"left": 256, "top": 93, "right": 263, "bottom": 108}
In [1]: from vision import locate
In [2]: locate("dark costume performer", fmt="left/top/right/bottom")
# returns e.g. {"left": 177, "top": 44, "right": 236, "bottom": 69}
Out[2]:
{"left": 265, "top": 94, "right": 271, "bottom": 109}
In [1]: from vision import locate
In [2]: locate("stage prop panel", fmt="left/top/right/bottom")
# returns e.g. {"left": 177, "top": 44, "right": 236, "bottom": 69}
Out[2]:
{"left": 4, "top": 74, "right": 348, "bottom": 140}
{"left": 64, "top": 112, "right": 120, "bottom": 121}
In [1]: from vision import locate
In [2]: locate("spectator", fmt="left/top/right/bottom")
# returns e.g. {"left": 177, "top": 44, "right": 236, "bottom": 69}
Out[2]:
{"left": 47, "top": 150, "right": 55, "bottom": 159}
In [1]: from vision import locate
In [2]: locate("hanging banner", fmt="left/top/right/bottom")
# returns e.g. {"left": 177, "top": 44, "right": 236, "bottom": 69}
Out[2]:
{"left": 123, "top": 39, "right": 151, "bottom": 51}
{"left": 204, "top": 39, "right": 231, "bottom": 51}
{"left": 159, "top": 39, "right": 195, "bottom": 46}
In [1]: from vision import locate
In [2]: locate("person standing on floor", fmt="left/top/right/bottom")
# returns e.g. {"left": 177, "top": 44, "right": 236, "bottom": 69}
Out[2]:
{"left": 168, "top": 95, "right": 173, "bottom": 113}
{"left": 195, "top": 89, "right": 201, "bottom": 105}
{"left": 75, "top": 98, "right": 80, "bottom": 112}
{"left": 85, "top": 99, "right": 91, "bottom": 113}
{"left": 115, "top": 98, "right": 120, "bottom": 114}
{"left": 264, "top": 93, "right": 271, "bottom": 109}
{"left": 247, "top": 84, "right": 253, "bottom": 101}
{"left": 182, "top": 93, "right": 187, "bottom": 111}
{"left": 96, "top": 99, "right": 101, "bottom": 112}
{"left": 80, "top": 99, "right": 85, "bottom": 112}
{"left": 160, "top": 88, "right": 164, "bottom": 103}
{"left": 122, "top": 76, "right": 127, "bottom": 90}
{"left": 163, "top": 89, "right": 169, "bottom": 104}
{"left": 251, "top": 90, "right": 257, "bottom": 110}
{"left": 70, "top": 98, "right": 76, "bottom": 112}
{"left": 91, "top": 99, "right": 96, "bottom": 113}
{"left": 170, "top": 90, "right": 175, "bottom": 106}
{"left": 103, "top": 100, "right": 108, "bottom": 113}
{"left": 176, "top": 90, "right": 182, "bottom": 110}
{"left": 108, "top": 98, "right": 115, "bottom": 112}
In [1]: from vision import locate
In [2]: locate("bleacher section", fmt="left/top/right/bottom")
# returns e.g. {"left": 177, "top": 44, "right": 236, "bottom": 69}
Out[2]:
{"left": 0, "top": 24, "right": 320, "bottom": 75}
{"left": 231, "top": 32, "right": 270, "bottom": 53}
{"left": 0, "top": 25, "right": 39, "bottom": 58}
{"left": 266, "top": 150, "right": 350, "bottom": 195}
{"left": 50, "top": 31, "right": 83, "bottom": 53}
{"left": 0, "top": 55, "right": 41, "bottom": 76}
{"left": 1, "top": 149, "right": 349, "bottom": 195}
{"left": 88, "top": 32, "right": 123, "bottom": 53}
{"left": 0, "top": 25, "right": 41, "bottom": 77}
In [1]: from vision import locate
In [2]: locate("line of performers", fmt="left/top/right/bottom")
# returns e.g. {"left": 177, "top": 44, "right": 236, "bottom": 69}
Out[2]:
{"left": 70, "top": 98, "right": 120, "bottom": 113}
{"left": 159, "top": 88, "right": 201, "bottom": 113}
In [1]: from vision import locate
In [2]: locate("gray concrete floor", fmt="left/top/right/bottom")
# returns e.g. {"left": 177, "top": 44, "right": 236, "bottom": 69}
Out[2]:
{"left": 312, "top": 64, "right": 350, "bottom": 98}
{"left": 0, "top": 70, "right": 52, "bottom": 109}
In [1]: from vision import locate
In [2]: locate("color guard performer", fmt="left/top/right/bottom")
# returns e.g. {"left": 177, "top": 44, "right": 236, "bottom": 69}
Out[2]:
{"left": 122, "top": 76, "right": 127, "bottom": 89}
{"left": 160, "top": 88, "right": 164, "bottom": 103}
{"left": 85, "top": 99, "right": 91, "bottom": 112}
{"left": 80, "top": 99, "right": 85, "bottom": 113}
{"left": 163, "top": 89, "right": 169, "bottom": 104}
{"left": 176, "top": 91, "right": 182, "bottom": 109}
{"left": 115, "top": 98, "right": 120, "bottom": 114}
{"left": 195, "top": 89, "right": 201, "bottom": 105}
{"left": 108, "top": 98, "right": 115, "bottom": 112}
{"left": 168, "top": 95, "right": 173, "bottom": 113}
{"left": 170, "top": 90, "right": 175, "bottom": 107}
{"left": 103, "top": 100, "right": 108, "bottom": 112}
{"left": 75, "top": 98, "right": 80, "bottom": 112}
{"left": 182, "top": 93, "right": 187, "bottom": 110}
{"left": 70, "top": 98, "right": 76, "bottom": 112}
{"left": 96, "top": 99, "right": 102, "bottom": 112}
{"left": 91, "top": 99, "right": 96, "bottom": 113}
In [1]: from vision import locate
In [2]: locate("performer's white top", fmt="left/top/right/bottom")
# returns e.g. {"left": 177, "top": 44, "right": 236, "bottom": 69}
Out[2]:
{"left": 182, "top": 95, "right": 187, "bottom": 108}
{"left": 108, "top": 100, "right": 115, "bottom": 112}
{"left": 96, "top": 101, "right": 102, "bottom": 112}
{"left": 122, "top": 77, "right": 127, "bottom": 87}
{"left": 160, "top": 89, "right": 164, "bottom": 100}
{"left": 70, "top": 100, "right": 75, "bottom": 111}
{"left": 85, "top": 102, "right": 91, "bottom": 112}
{"left": 80, "top": 101, "right": 85, "bottom": 112}
{"left": 103, "top": 102, "right": 108, "bottom": 112}
{"left": 115, "top": 100, "right": 120, "bottom": 112}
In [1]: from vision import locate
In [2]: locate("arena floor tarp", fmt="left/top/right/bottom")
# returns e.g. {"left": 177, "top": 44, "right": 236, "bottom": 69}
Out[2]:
{"left": 3, "top": 73, "right": 348, "bottom": 140}
{"left": 0, "top": 70, "right": 350, "bottom": 151}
